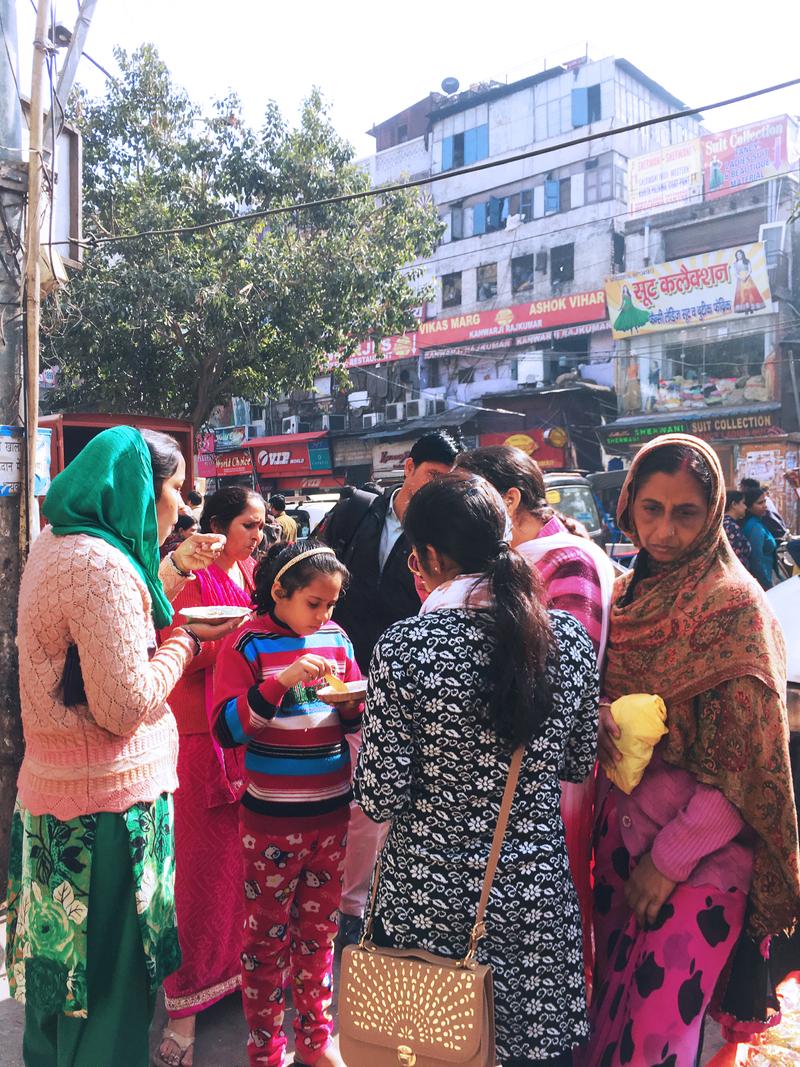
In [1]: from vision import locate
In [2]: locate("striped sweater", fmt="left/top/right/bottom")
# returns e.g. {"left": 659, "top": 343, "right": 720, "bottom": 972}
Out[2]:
{"left": 213, "top": 614, "right": 362, "bottom": 825}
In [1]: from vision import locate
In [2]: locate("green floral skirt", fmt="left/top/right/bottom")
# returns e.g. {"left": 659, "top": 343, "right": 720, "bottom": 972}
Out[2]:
{"left": 6, "top": 793, "right": 181, "bottom": 1018}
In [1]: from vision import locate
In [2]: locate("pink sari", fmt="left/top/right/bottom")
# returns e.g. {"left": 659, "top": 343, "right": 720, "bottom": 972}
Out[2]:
{"left": 164, "top": 559, "right": 254, "bottom": 1018}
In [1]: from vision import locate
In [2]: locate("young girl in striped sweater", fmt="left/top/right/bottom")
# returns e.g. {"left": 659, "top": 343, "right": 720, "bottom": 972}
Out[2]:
{"left": 213, "top": 541, "right": 362, "bottom": 1067}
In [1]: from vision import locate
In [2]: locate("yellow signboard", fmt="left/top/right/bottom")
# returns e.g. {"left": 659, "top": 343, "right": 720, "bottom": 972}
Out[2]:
{"left": 605, "top": 243, "right": 772, "bottom": 340}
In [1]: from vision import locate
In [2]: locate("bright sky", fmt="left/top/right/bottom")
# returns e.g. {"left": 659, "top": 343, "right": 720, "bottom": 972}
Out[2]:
{"left": 14, "top": 0, "right": 800, "bottom": 158}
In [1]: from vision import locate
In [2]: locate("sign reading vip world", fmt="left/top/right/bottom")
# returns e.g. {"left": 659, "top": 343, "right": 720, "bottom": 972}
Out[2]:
{"left": 605, "top": 243, "right": 772, "bottom": 340}
{"left": 252, "top": 433, "right": 332, "bottom": 476}
{"left": 418, "top": 290, "right": 607, "bottom": 350}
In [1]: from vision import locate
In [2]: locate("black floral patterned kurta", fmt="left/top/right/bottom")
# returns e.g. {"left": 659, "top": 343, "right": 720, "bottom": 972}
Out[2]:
{"left": 354, "top": 608, "right": 599, "bottom": 1062}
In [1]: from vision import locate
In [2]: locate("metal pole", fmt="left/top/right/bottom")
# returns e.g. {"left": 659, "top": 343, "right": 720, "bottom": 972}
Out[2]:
{"left": 0, "top": 0, "right": 26, "bottom": 888}
{"left": 22, "top": 0, "right": 50, "bottom": 541}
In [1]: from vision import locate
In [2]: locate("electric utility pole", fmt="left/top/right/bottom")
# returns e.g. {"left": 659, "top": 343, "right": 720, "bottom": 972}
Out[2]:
{"left": 0, "top": 0, "right": 26, "bottom": 887}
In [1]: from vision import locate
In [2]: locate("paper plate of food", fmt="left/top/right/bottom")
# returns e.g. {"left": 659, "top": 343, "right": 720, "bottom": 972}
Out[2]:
{"left": 179, "top": 606, "right": 252, "bottom": 623}
{"left": 316, "top": 677, "right": 367, "bottom": 705}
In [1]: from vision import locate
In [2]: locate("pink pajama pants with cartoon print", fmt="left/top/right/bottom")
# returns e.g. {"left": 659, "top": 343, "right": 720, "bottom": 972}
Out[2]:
{"left": 239, "top": 809, "right": 349, "bottom": 1067}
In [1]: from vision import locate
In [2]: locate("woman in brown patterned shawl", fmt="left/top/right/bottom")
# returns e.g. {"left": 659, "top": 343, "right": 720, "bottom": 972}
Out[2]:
{"left": 579, "top": 433, "right": 800, "bottom": 1067}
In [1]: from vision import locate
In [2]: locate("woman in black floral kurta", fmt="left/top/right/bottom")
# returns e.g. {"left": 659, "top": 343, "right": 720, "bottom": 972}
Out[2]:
{"left": 354, "top": 475, "right": 599, "bottom": 1067}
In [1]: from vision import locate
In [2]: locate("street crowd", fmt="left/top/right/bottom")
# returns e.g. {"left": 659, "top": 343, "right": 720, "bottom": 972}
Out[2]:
{"left": 5, "top": 424, "right": 800, "bottom": 1067}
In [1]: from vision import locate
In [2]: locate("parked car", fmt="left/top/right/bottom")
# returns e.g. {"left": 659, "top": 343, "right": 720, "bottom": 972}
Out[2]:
{"left": 542, "top": 471, "right": 606, "bottom": 546}
{"left": 286, "top": 495, "right": 340, "bottom": 541}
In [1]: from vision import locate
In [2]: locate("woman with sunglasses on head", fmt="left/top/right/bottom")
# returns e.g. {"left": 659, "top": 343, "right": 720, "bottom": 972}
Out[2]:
{"left": 581, "top": 434, "right": 800, "bottom": 1067}
{"left": 355, "top": 474, "right": 599, "bottom": 1067}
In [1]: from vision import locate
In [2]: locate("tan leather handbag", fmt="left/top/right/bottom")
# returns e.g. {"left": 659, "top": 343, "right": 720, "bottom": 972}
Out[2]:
{"left": 339, "top": 747, "right": 524, "bottom": 1067}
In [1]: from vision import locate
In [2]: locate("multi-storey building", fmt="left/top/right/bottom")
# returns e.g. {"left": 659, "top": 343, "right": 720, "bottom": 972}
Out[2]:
{"left": 205, "top": 57, "right": 798, "bottom": 510}
{"left": 598, "top": 114, "right": 800, "bottom": 524}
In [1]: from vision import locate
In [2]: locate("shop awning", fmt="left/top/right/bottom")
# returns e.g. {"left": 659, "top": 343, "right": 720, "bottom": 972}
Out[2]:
{"left": 361, "top": 407, "right": 475, "bottom": 441}
{"left": 599, "top": 404, "right": 783, "bottom": 449}
{"left": 246, "top": 431, "right": 327, "bottom": 448}
{"left": 599, "top": 403, "right": 780, "bottom": 435}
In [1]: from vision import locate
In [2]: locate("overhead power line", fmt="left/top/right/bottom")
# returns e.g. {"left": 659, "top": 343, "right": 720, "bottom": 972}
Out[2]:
{"left": 57, "top": 75, "right": 800, "bottom": 249}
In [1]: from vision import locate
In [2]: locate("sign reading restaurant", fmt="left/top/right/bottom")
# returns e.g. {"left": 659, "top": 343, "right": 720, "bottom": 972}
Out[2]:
{"left": 605, "top": 243, "right": 772, "bottom": 340}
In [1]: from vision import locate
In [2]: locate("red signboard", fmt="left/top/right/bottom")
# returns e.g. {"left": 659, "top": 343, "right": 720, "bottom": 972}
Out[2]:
{"left": 249, "top": 432, "right": 332, "bottom": 477}
{"left": 326, "top": 332, "right": 420, "bottom": 370}
{"left": 702, "top": 117, "right": 789, "bottom": 201}
{"left": 418, "top": 290, "right": 607, "bottom": 350}
{"left": 197, "top": 449, "right": 253, "bottom": 478}
{"left": 478, "top": 429, "right": 567, "bottom": 470}
{"left": 214, "top": 449, "right": 253, "bottom": 477}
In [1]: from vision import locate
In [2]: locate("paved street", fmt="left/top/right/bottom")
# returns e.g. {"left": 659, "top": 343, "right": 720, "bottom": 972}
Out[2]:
{"left": 1, "top": 908, "right": 727, "bottom": 1067}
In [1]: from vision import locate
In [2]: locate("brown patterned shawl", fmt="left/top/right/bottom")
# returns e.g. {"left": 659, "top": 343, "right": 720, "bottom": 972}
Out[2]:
{"left": 604, "top": 433, "right": 800, "bottom": 939}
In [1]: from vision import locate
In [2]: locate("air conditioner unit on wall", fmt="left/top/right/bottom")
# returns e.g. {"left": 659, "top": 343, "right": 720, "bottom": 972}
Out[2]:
{"left": 248, "top": 421, "right": 266, "bottom": 438}
{"left": 282, "top": 416, "right": 299, "bottom": 435}
{"left": 362, "top": 413, "right": 385, "bottom": 429}
{"left": 428, "top": 396, "right": 446, "bottom": 415}
{"left": 405, "top": 400, "right": 423, "bottom": 420}
{"left": 323, "top": 413, "right": 347, "bottom": 432}
{"left": 385, "top": 402, "right": 405, "bottom": 423}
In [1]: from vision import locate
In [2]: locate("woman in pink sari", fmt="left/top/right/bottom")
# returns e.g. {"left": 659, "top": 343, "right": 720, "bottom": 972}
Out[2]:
{"left": 456, "top": 446, "right": 614, "bottom": 989}
{"left": 155, "top": 487, "right": 266, "bottom": 1067}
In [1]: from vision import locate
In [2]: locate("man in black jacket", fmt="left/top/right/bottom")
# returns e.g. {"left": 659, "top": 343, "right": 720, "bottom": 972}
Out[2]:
{"left": 322, "top": 430, "right": 460, "bottom": 671}
{"left": 321, "top": 430, "right": 459, "bottom": 940}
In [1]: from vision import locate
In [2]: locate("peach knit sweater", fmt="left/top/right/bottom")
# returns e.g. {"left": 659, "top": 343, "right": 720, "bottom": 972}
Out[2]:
{"left": 16, "top": 528, "right": 196, "bottom": 819}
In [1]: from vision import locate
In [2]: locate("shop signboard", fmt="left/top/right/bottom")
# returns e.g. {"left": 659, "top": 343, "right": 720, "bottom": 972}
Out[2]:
{"left": 418, "top": 290, "right": 606, "bottom": 351}
{"left": 197, "top": 430, "right": 216, "bottom": 454}
{"left": 0, "top": 426, "right": 52, "bottom": 496}
{"left": 478, "top": 428, "right": 567, "bottom": 470}
{"left": 628, "top": 139, "right": 703, "bottom": 215}
{"left": 372, "top": 439, "right": 415, "bottom": 477}
{"left": 603, "top": 410, "right": 781, "bottom": 448}
{"left": 327, "top": 332, "right": 420, "bottom": 370}
{"left": 214, "top": 449, "right": 253, "bottom": 477}
{"left": 213, "top": 425, "right": 248, "bottom": 452}
{"left": 702, "top": 117, "right": 791, "bottom": 201}
{"left": 252, "top": 433, "right": 332, "bottom": 477}
{"left": 197, "top": 452, "right": 216, "bottom": 478}
{"left": 605, "top": 243, "right": 772, "bottom": 340}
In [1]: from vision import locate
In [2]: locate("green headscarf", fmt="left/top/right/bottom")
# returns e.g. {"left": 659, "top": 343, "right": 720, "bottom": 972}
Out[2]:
{"left": 43, "top": 425, "right": 174, "bottom": 628}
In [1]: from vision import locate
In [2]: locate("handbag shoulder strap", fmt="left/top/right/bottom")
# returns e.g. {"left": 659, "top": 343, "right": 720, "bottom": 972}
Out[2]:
{"left": 463, "top": 744, "right": 524, "bottom": 964}
{"left": 360, "top": 743, "right": 525, "bottom": 966}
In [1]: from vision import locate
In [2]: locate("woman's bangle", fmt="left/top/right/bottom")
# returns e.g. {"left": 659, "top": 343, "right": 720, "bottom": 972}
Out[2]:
{"left": 168, "top": 552, "right": 192, "bottom": 578}
{"left": 181, "top": 626, "right": 202, "bottom": 656}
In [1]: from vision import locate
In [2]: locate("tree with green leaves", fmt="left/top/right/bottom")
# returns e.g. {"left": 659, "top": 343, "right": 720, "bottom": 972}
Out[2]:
{"left": 44, "top": 45, "right": 442, "bottom": 428}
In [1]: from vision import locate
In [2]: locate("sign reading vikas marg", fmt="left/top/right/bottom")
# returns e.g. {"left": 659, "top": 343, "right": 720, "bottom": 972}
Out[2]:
{"left": 418, "top": 290, "right": 607, "bottom": 349}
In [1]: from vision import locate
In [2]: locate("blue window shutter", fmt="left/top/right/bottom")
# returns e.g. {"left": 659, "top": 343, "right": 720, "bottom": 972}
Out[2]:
{"left": 463, "top": 127, "right": 477, "bottom": 165}
{"left": 473, "top": 202, "right": 487, "bottom": 235}
{"left": 475, "top": 124, "right": 489, "bottom": 160}
{"left": 488, "top": 197, "right": 502, "bottom": 230}
{"left": 544, "top": 180, "right": 560, "bottom": 214}
{"left": 571, "top": 88, "right": 588, "bottom": 128}
{"left": 442, "top": 136, "right": 454, "bottom": 171}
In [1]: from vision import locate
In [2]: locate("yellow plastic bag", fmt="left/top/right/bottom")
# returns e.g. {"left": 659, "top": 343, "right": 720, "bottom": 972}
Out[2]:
{"left": 603, "top": 693, "right": 668, "bottom": 795}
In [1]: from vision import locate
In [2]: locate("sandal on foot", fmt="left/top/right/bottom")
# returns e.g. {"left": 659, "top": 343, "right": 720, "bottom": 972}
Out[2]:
{"left": 153, "top": 1027, "right": 195, "bottom": 1067}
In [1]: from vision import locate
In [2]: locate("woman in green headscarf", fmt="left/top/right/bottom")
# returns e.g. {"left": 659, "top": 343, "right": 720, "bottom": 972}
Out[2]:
{"left": 6, "top": 426, "right": 244, "bottom": 1067}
